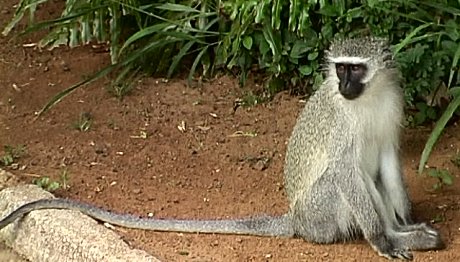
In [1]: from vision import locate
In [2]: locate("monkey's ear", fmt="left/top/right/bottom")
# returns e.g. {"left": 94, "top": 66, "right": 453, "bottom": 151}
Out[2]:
{"left": 382, "top": 48, "right": 392, "bottom": 62}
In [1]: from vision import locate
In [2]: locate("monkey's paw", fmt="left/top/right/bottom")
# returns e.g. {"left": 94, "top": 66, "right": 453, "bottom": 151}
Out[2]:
{"left": 371, "top": 237, "right": 413, "bottom": 261}
{"left": 378, "top": 248, "right": 413, "bottom": 260}
{"left": 412, "top": 224, "right": 445, "bottom": 250}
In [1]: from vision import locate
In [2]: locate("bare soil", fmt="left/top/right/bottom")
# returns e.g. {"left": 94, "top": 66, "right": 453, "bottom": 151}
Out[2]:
{"left": 1, "top": 1, "right": 459, "bottom": 261}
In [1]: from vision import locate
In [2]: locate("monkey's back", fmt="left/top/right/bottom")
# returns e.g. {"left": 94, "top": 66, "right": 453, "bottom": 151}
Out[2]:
{"left": 283, "top": 86, "right": 347, "bottom": 205}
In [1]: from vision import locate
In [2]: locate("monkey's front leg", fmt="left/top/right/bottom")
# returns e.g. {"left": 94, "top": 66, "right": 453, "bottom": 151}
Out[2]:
{"left": 379, "top": 145, "right": 444, "bottom": 251}
{"left": 379, "top": 144, "right": 412, "bottom": 225}
{"left": 340, "top": 168, "right": 413, "bottom": 260}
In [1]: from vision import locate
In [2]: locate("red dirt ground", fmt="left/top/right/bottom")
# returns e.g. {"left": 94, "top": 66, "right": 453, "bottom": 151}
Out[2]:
{"left": 1, "top": 1, "right": 459, "bottom": 261}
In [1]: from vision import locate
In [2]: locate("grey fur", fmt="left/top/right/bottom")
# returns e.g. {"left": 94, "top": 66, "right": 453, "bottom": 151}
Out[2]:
{"left": 0, "top": 37, "right": 444, "bottom": 260}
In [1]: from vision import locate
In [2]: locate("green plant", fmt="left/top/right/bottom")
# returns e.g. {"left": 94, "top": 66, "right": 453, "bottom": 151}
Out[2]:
{"left": 236, "top": 90, "right": 266, "bottom": 107}
{"left": 33, "top": 168, "right": 70, "bottom": 191}
{"left": 0, "top": 145, "right": 26, "bottom": 166}
{"left": 107, "top": 119, "right": 119, "bottom": 130}
{"left": 107, "top": 66, "right": 139, "bottom": 100}
{"left": 418, "top": 87, "right": 460, "bottom": 174}
{"left": 59, "top": 168, "right": 71, "bottom": 190}
{"left": 431, "top": 213, "right": 445, "bottom": 224}
{"left": 451, "top": 153, "right": 460, "bottom": 168}
{"left": 427, "top": 168, "right": 454, "bottom": 191}
{"left": 72, "top": 112, "right": 93, "bottom": 131}
{"left": 33, "top": 176, "right": 62, "bottom": 192}
{"left": 407, "top": 102, "right": 438, "bottom": 126}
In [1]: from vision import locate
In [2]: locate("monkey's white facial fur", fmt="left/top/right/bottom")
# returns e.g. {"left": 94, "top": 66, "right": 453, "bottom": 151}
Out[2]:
{"left": 328, "top": 56, "right": 370, "bottom": 65}
{"left": 325, "top": 37, "right": 394, "bottom": 99}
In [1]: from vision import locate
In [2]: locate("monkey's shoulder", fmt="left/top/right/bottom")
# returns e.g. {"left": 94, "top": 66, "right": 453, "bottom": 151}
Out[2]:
{"left": 288, "top": 89, "right": 351, "bottom": 156}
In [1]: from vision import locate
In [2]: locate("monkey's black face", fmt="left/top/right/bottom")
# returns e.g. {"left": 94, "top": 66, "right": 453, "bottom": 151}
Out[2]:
{"left": 335, "top": 63, "right": 367, "bottom": 100}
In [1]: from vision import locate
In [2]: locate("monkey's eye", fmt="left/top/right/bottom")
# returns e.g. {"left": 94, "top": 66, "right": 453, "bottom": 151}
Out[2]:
{"left": 336, "top": 64, "right": 345, "bottom": 74}
{"left": 351, "top": 65, "right": 361, "bottom": 72}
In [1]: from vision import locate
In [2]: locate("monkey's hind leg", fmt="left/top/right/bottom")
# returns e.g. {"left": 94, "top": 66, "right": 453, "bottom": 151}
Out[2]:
{"left": 290, "top": 177, "right": 359, "bottom": 244}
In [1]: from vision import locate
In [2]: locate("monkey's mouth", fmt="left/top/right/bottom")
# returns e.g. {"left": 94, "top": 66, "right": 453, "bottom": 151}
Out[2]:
{"left": 339, "top": 89, "right": 362, "bottom": 100}
{"left": 339, "top": 83, "right": 364, "bottom": 100}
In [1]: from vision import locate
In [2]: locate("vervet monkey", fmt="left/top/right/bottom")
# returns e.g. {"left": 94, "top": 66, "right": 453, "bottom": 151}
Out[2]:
{"left": 0, "top": 37, "right": 444, "bottom": 260}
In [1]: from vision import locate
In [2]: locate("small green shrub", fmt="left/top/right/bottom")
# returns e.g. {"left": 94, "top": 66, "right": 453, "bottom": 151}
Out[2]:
{"left": 72, "top": 112, "right": 93, "bottom": 132}
{"left": 33, "top": 176, "right": 62, "bottom": 192}
{"left": 0, "top": 145, "right": 26, "bottom": 166}
{"left": 427, "top": 168, "right": 454, "bottom": 191}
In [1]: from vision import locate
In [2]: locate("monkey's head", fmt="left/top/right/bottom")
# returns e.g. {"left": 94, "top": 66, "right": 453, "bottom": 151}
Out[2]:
{"left": 325, "top": 37, "right": 395, "bottom": 100}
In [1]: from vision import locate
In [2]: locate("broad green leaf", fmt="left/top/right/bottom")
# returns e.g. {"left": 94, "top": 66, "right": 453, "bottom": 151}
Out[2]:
{"left": 440, "top": 171, "right": 453, "bottom": 185}
{"left": 426, "top": 107, "right": 437, "bottom": 120}
{"left": 299, "top": 65, "right": 312, "bottom": 76}
{"left": 317, "top": 5, "right": 341, "bottom": 17}
{"left": 413, "top": 112, "right": 426, "bottom": 125}
{"left": 307, "top": 51, "right": 318, "bottom": 60}
{"left": 444, "top": 19, "right": 459, "bottom": 41}
{"left": 449, "top": 86, "right": 460, "bottom": 97}
{"left": 290, "top": 40, "right": 310, "bottom": 59}
{"left": 243, "top": 35, "right": 253, "bottom": 50}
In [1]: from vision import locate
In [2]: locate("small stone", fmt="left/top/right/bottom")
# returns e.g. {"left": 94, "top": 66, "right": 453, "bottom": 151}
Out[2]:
{"left": 252, "top": 160, "right": 268, "bottom": 171}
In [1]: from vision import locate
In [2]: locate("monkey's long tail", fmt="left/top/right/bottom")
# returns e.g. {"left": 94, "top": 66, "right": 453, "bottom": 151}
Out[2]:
{"left": 0, "top": 198, "right": 294, "bottom": 237}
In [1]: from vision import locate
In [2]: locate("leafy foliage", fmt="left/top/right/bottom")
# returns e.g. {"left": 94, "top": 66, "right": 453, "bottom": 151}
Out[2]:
{"left": 33, "top": 176, "right": 62, "bottom": 192}
{"left": 0, "top": 145, "right": 26, "bottom": 166}
{"left": 427, "top": 168, "right": 454, "bottom": 191}
{"left": 3, "top": 0, "right": 460, "bottom": 174}
{"left": 5, "top": 1, "right": 460, "bottom": 97}
{"left": 72, "top": 112, "right": 93, "bottom": 132}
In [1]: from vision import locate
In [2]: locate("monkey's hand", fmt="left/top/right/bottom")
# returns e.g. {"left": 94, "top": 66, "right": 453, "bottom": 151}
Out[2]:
{"left": 371, "top": 235, "right": 413, "bottom": 260}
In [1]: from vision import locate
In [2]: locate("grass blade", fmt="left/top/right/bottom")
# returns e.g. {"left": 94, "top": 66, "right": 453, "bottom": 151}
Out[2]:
{"left": 2, "top": 0, "right": 49, "bottom": 36}
{"left": 448, "top": 43, "right": 460, "bottom": 88}
{"left": 393, "top": 23, "right": 433, "bottom": 55}
{"left": 36, "top": 64, "right": 118, "bottom": 117}
{"left": 120, "top": 23, "right": 170, "bottom": 52}
{"left": 155, "top": 3, "right": 201, "bottom": 13}
{"left": 16, "top": 4, "right": 109, "bottom": 38}
{"left": 38, "top": 36, "right": 179, "bottom": 115}
{"left": 418, "top": 91, "right": 460, "bottom": 174}
{"left": 167, "top": 40, "right": 195, "bottom": 78}
{"left": 188, "top": 45, "right": 209, "bottom": 85}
